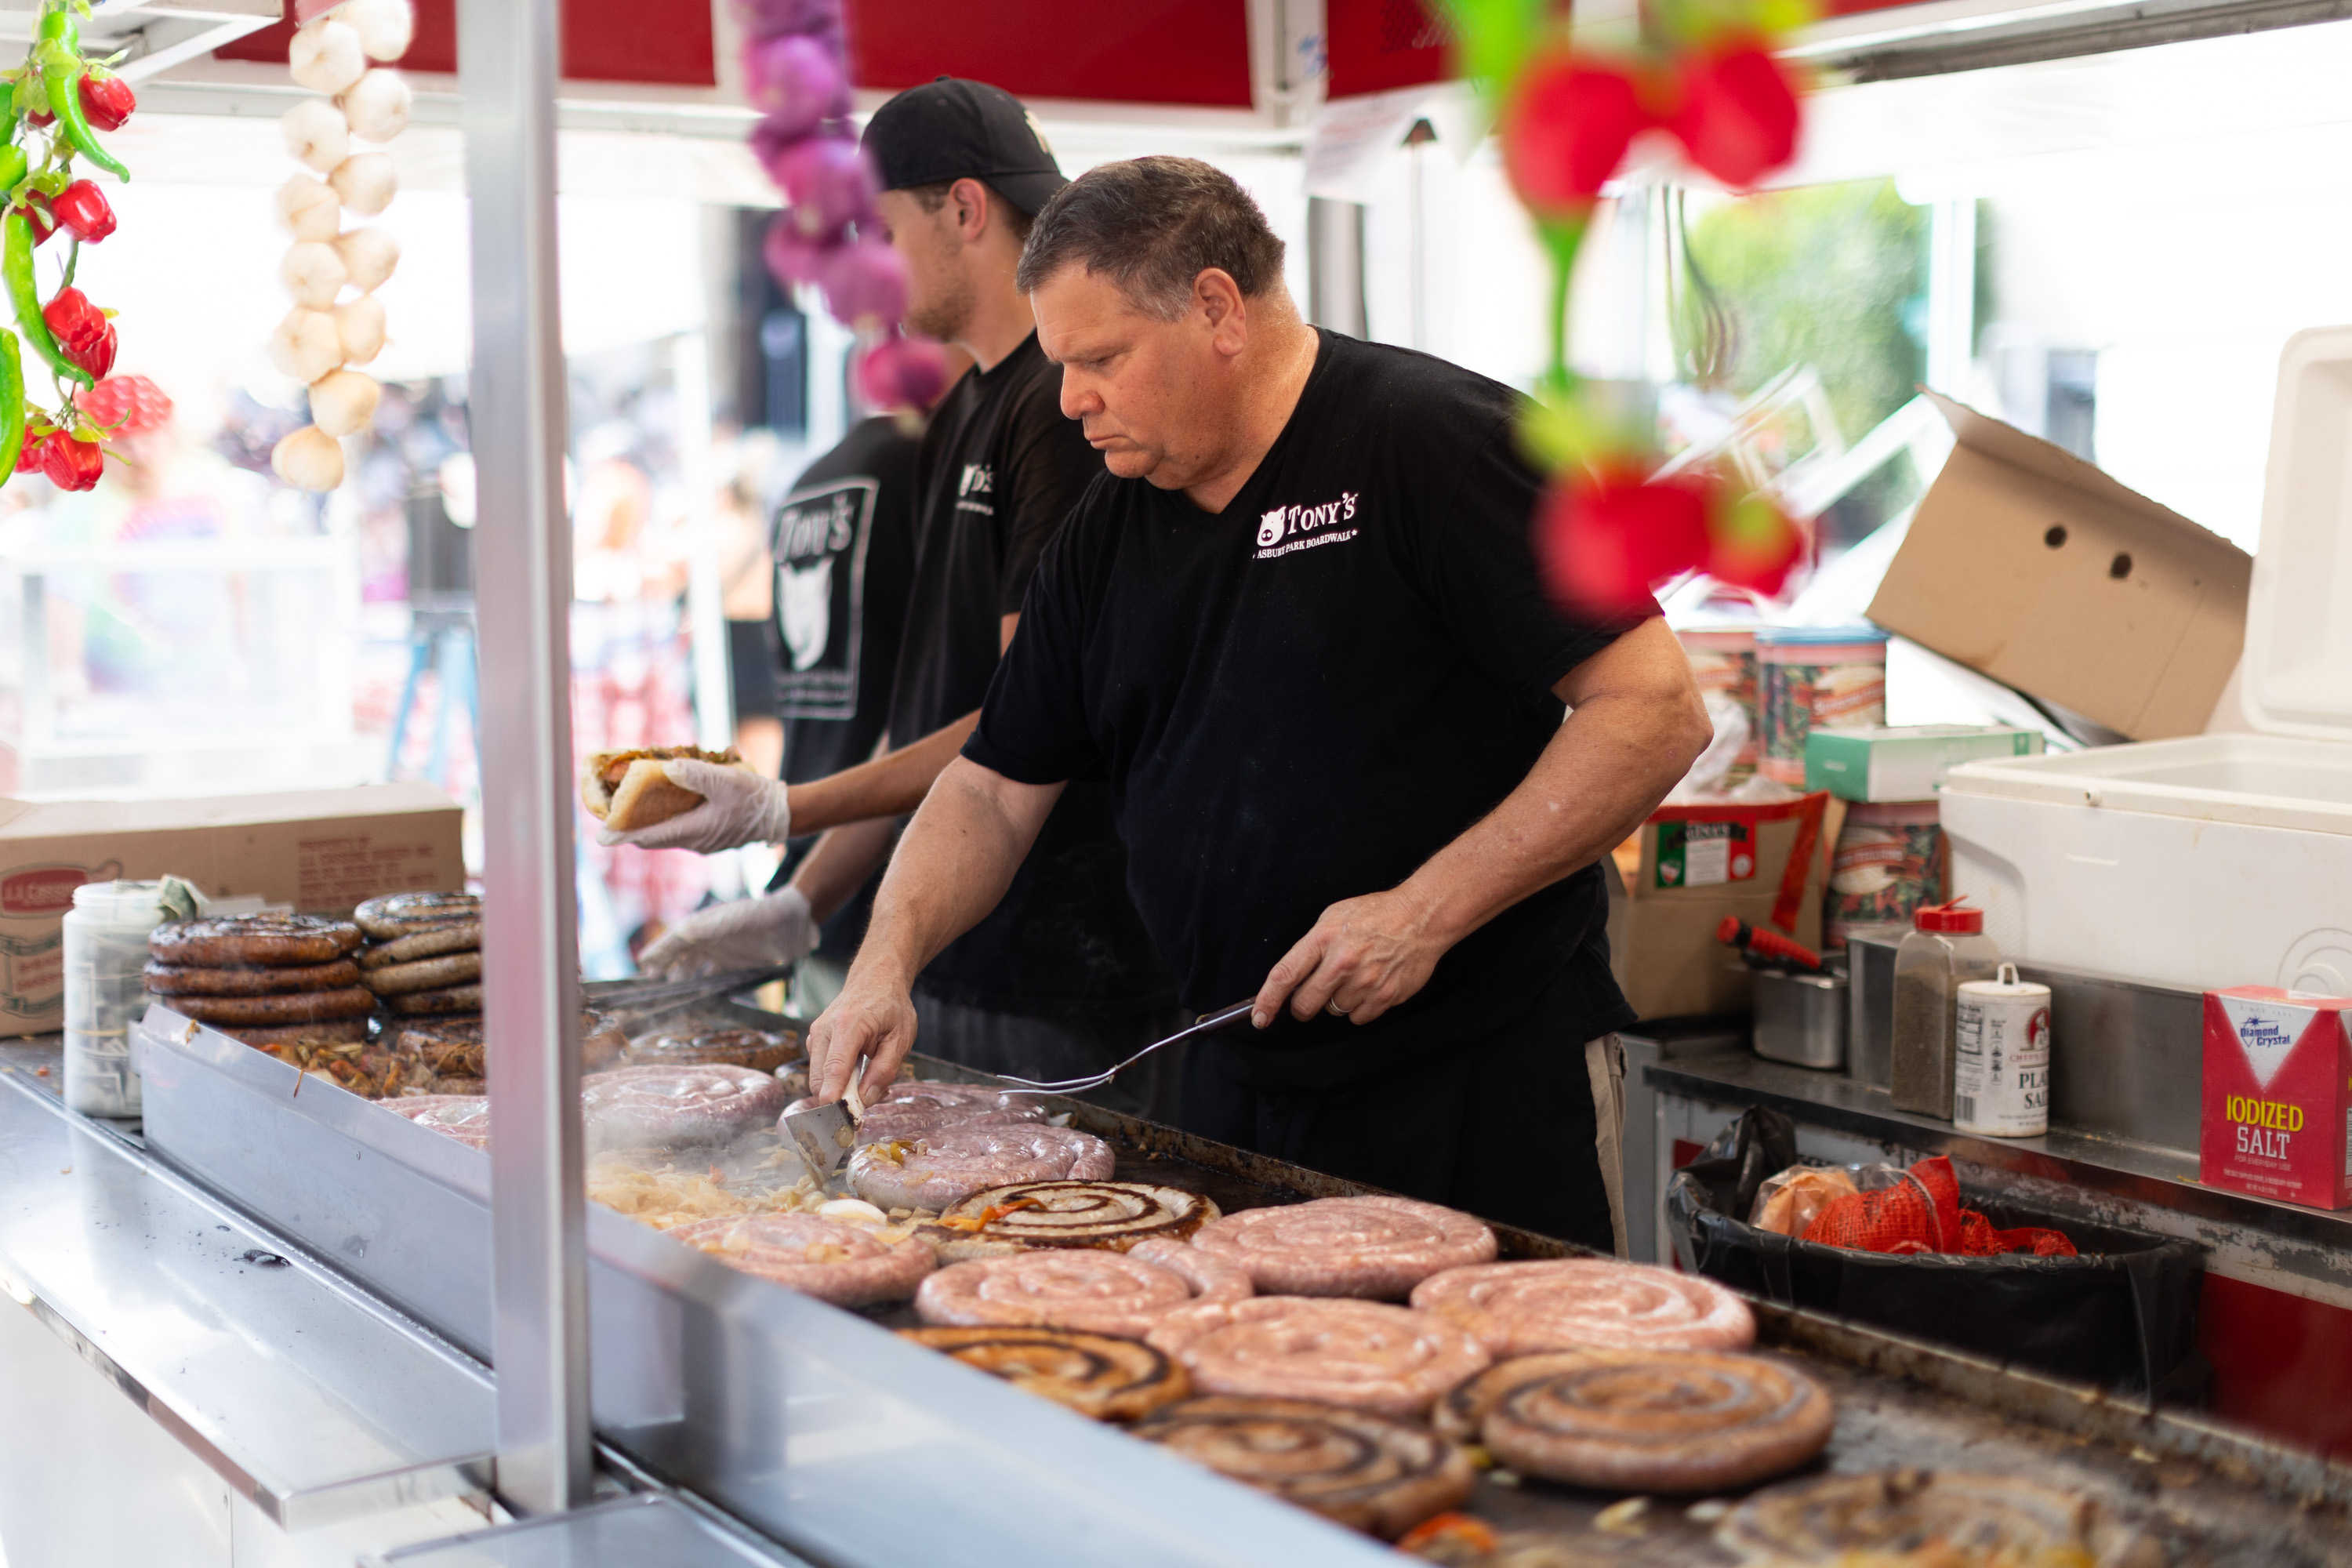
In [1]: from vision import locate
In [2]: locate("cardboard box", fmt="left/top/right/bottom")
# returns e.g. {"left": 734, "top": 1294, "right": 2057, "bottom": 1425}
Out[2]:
{"left": 1606, "top": 793, "right": 1839, "bottom": 1021}
{"left": 2201, "top": 985, "right": 2352, "bottom": 1209}
{"left": 1806, "top": 724, "right": 2045, "bottom": 802}
{"left": 0, "top": 783, "right": 463, "bottom": 1037}
{"left": 1867, "top": 390, "right": 2251, "bottom": 741}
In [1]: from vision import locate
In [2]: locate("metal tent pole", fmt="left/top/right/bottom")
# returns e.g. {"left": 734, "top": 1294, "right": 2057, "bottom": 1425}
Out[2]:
{"left": 459, "top": 0, "right": 593, "bottom": 1516}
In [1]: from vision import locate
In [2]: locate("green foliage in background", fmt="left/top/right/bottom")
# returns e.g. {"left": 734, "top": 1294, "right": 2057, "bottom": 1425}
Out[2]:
{"left": 1677, "top": 178, "right": 1927, "bottom": 445}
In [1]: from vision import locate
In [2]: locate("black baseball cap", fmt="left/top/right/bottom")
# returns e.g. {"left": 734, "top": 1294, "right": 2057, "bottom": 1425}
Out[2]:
{"left": 861, "top": 77, "right": 1066, "bottom": 216}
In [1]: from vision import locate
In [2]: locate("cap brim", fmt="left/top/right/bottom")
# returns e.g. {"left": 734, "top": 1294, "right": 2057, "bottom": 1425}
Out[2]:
{"left": 987, "top": 169, "right": 1067, "bottom": 216}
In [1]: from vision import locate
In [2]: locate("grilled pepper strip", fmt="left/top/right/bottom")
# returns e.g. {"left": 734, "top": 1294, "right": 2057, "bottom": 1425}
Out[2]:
{"left": 38, "top": 39, "right": 125, "bottom": 183}
{"left": 5, "top": 211, "right": 88, "bottom": 387}
{"left": 0, "top": 332, "right": 26, "bottom": 485}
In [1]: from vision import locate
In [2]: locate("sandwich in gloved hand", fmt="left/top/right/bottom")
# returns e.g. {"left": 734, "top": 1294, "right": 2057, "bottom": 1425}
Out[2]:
{"left": 580, "top": 746, "right": 757, "bottom": 833}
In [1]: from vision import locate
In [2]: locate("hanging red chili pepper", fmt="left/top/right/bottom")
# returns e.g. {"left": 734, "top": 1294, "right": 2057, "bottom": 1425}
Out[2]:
{"left": 78, "top": 71, "right": 133, "bottom": 133}
{"left": 1502, "top": 54, "right": 1654, "bottom": 215}
{"left": 51, "top": 180, "right": 113, "bottom": 243}
{"left": 16, "top": 428, "right": 49, "bottom": 474}
{"left": 40, "top": 430, "right": 103, "bottom": 490}
{"left": 42, "top": 286, "right": 115, "bottom": 380}
{"left": 1665, "top": 39, "right": 1803, "bottom": 191}
{"left": 1535, "top": 466, "right": 1716, "bottom": 615}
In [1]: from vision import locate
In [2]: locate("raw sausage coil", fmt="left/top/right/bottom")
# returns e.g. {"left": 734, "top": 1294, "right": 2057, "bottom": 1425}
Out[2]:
{"left": 1147, "top": 1296, "right": 1490, "bottom": 1421}
{"left": 1436, "top": 1348, "right": 1833, "bottom": 1494}
{"left": 671, "top": 1211, "right": 934, "bottom": 1307}
{"left": 384, "top": 1094, "right": 491, "bottom": 1149}
{"left": 1133, "top": 1396, "right": 1476, "bottom": 1541}
{"left": 583, "top": 1063, "right": 790, "bottom": 1147}
{"left": 848, "top": 1123, "right": 1116, "bottom": 1213}
{"left": 899, "top": 1326, "right": 1188, "bottom": 1421}
{"left": 915, "top": 1238, "right": 1252, "bottom": 1340}
{"left": 938, "top": 1181, "right": 1218, "bottom": 1250}
{"left": 1189, "top": 1195, "right": 1497, "bottom": 1299}
{"left": 1410, "top": 1258, "right": 1755, "bottom": 1356}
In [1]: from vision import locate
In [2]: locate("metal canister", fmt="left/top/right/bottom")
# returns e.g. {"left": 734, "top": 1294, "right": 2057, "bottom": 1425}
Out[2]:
{"left": 1953, "top": 963, "right": 2053, "bottom": 1138}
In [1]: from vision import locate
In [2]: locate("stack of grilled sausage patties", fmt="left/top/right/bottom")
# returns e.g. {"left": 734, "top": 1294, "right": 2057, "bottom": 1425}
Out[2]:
{"left": 354, "top": 891, "right": 482, "bottom": 1024}
{"left": 145, "top": 915, "right": 372, "bottom": 1047}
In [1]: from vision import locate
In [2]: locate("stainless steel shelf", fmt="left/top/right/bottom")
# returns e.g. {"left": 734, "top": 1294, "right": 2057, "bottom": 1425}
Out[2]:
{"left": 368, "top": 1496, "right": 808, "bottom": 1568}
{"left": 0, "top": 1055, "right": 495, "bottom": 1530}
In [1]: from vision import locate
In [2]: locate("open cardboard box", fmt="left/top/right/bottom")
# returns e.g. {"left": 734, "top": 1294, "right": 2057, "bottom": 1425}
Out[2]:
{"left": 0, "top": 782, "right": 463, "bottom": 1037}
{"left": 1606, "top": 793, "right": 1841, "bottom": 1021}
{"left": 1867, "top": 390, "right": 2251, "bottom": 741}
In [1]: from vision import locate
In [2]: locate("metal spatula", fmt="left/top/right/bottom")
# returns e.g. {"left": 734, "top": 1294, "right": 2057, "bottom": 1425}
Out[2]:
{"left": 997, "top": 1000, "right": 1257, "bottom": 1094}
{"left": 783, "top": 1082, "right": 866, "bottom": 1181}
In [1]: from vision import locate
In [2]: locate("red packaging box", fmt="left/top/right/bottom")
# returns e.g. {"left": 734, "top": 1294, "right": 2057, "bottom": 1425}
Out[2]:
{"left": 2201, "top": 985, "right": 2352, "bottom": 1209}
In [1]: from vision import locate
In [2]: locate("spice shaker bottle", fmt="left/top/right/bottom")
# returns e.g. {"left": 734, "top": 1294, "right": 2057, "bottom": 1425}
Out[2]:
{"left": 62, "top": 879, "right": 180, "bottom": 1116}
{"left": 1953, "top": 963, "right": 2053, "bottom": 1137}
{"left": 1889, "top": 898, "right": 2000, "bottom": 1118}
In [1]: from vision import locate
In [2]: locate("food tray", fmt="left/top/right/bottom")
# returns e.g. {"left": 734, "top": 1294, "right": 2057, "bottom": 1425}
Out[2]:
{"left": 136, "top": 982, "right": 2352, "bottom": 1566}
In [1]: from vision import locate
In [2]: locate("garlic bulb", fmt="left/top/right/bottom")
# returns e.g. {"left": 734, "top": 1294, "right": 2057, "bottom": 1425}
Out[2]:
{"left": 269, "top": 307, "right": 344, "bottom": 383}
{"left": 289, "top": 16, "right": 366, "bottom": 96}
{"left": 328, "top": 151, "right": 397, "bottom": 218}
{"left": 281, "top": 241, "right": 349, "bottom": 309}
{"left": 308, "top": 369, "right": 381, "bottom": 437}
{"left": 333, "top": 295, "right": 387, "bottom": 365}
{"left": 272, "top": 426, "right": 345, "bottom": 492}
{"left": 343, "top": 0, "right": 415, "bottom": 63}
{"left": 339, "top": 70, "right": 411, "bottom": 143}
{"left": 274, "top": 174, "right": 340, "bottom": 241}
{"left": 281, "top": 98, "right": 350, "bottom": 174}
{"left": 335, "top": 227, "right": 399, "bottom": 293}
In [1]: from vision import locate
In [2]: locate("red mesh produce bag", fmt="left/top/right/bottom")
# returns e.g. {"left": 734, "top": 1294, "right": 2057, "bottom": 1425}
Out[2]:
{"left": 1801, "top": 1156, "right": 2077, "bottom": 1258}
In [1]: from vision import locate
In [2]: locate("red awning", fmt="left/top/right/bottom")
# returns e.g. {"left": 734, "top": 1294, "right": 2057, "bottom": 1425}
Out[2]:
{"left": 216, "top": 0, "right": 717, "bottom": 87}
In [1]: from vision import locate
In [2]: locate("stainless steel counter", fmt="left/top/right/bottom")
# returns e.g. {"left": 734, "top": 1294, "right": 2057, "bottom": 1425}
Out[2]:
{"left": 0, "top": 1040, "right": 497, "bottom": 1531}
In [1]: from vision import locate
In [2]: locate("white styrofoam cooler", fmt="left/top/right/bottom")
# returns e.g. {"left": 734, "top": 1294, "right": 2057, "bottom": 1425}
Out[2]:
{"left": 1940, "top": 325, "right": 2352, "bottom": 995}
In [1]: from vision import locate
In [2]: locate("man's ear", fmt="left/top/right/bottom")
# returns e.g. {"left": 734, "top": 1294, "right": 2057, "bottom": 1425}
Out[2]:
{"left": 951, "top": 177, "right": 993, "bottom": 242}
{"left": 1196, "top": 268, "right": 1248, "bottom": 354}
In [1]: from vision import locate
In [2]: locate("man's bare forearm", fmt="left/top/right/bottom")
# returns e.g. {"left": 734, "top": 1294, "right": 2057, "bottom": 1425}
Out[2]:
{"left": 788, "top": 818, "right": 899, "bottom": 924}
{"left": 783, "top": 712, "right": 979, "bottom": 834}
{"left": 851, "top": 757, "right": 1065, "bottom": 989}
{"left": 1399, "top": 619, "right": 1709, "bottom": 951}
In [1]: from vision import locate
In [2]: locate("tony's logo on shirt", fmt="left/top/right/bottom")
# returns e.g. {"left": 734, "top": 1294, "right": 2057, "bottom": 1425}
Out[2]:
{"left": 1252, "top": 491, "right": 1360, "bottom": 560}
{"left": 956, "top": 463, "right": 994, "bottom": 514}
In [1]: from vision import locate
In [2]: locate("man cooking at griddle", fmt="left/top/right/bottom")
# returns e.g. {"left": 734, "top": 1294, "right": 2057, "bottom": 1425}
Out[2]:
{"left": 805, "top": 158, "right": 1709, "bottom": 1254}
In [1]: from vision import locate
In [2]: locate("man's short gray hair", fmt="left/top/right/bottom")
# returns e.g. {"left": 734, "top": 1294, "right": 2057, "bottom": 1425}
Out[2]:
{"left": 1015, "top": 156, "right": 1287, "bottom": 320}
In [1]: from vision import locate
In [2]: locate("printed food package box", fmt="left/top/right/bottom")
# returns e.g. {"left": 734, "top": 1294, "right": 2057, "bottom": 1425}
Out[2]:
{"left": 0, "top": 783, "right": 463, "bottom": 1038}
{"left": 1606, "top": 793, "right": 1840, "bottom": 1020}
{"left": 2201, "top": 985, "right": 2352, "bottom": 1209}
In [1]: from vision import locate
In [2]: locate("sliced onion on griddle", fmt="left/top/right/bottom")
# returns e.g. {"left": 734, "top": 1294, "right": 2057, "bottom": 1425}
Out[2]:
{"left": 1716, "top": 1469, "right": 2157, "bottom": 1566}
{"left": 899, "top": 1325, "right": 1188, "bottom": 1421}
{"left": 938, "top": 1180, "right": 1218, "bottom": 1250}
{"left": 1133, "top": 1395, "right": 1475, "bottom": 1541}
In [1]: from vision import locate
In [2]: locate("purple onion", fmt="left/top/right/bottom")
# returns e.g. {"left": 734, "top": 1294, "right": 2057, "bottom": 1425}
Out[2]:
{"left": 763, "top": 212, "right": 833, "bottom": 287}
{"left": 819, "top": 238, "right": 908, "bottom": 328}
{"left": 744, "top": 34, "right": 847, "bottom": 137}
{"left": 855, "top": 335, "right": 951, "bottom": 411}
{"left": 730, "top": 0, "right": 844, "bottom": 42}
{"left": 774, "top": 135, "right": 874, "bottom": 241}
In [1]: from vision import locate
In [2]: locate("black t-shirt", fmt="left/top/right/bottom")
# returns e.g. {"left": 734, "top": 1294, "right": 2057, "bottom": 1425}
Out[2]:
{"left": 964, "top": 332, "right": 1647, "bottom": 1081}
{"left": 775, "top": 416, "right": 919, "bottom": 782}
{"left": 767, "top": 417, "right": 920, "bottom": 961}
{"left": 887, "top": 332, "right": 1175, "bottom": 1018}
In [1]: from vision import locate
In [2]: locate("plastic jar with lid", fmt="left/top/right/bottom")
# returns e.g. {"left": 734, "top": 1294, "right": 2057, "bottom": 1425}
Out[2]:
{"left": 1756, "top": 626, "right": 1889, "bottom": 786}
{"left": 1889, "top": 898, "right": 2001, "bottom": 1119}
{"left": 64, "top": 880, "right": 173, "bottom": 1116}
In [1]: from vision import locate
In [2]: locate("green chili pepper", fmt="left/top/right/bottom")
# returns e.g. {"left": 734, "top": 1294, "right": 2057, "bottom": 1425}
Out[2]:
{"left": 5, "top": 210, "right": 86, "bottom": 388}
{"left": 38, "top": 1, "right": 79, "bottom": 53}
{"left": 0, "top": 146, "right": 27, "bottom": 194}
{"left": 38, "top": 40, "right": 124, "bottom": 183}
{"left": 0, "top": 331, "right": 27, "bottom": 485}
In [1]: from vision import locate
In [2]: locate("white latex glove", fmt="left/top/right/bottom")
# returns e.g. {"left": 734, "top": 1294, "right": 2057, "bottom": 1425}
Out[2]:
{"left": 637, "top": 887, "right": 819, "bottom": 980}
{"left": 596, "top": 758, "right": 793, "bottom": 853}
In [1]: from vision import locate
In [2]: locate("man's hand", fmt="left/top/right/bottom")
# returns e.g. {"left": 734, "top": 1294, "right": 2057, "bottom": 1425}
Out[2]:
{"left": 637, "top": 887, "right": 819, "bottom": 979}
{"left": 597, "top": 759, "right": 793, "bottom": 853}
{"left": 1253, "top": 886, "right": 1448, "bottom": 1029}
{"left": 805, "top": 964, "right": 920, "bottom": 1103}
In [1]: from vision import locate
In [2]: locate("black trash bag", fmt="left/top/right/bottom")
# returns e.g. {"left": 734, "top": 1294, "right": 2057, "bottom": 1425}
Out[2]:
{"left": 1665, "top": 1108, "right": 2209, "bottom": 1403}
